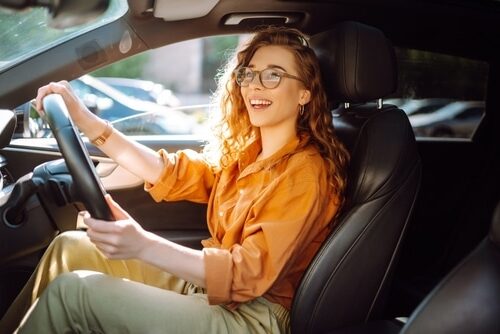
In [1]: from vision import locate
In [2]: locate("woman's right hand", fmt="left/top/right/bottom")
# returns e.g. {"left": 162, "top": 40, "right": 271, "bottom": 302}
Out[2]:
{"left": 35, "top": 81, "right": 101, "bottom": 136}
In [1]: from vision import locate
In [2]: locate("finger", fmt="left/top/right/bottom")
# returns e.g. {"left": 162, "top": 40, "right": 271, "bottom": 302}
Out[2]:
{"left": 86, "top": 228, "right": 117, "bottom": 245}
{"left": 92, "top": 242, "right": 118, "bottom": 258}
{"left": 35, "top": 82, "right": 69, "bottom": 113}
{"left": 47, "top": 81, "right": 73, "bottom": 101}
{"left": 79, "top": 210, "right": 90, "bottom": 219}
{"left": 35, "top": 85, "right": 53, "bottom": 113}
{"left": 84, "top": 217, "right": 120, "bottom": 233}
{"left": 94, "top": 241, "right": 127, "bottom": 260}
{"left": 105, "top": 194, "right": 131, "bottom": 220}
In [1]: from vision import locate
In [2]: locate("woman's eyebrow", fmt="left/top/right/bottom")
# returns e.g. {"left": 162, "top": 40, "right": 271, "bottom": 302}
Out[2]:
{"left": 247, "top": 64, "right": 288, "bottom": 71}
{"left": 267, "top": 64, "right": 287, "bottom": 71}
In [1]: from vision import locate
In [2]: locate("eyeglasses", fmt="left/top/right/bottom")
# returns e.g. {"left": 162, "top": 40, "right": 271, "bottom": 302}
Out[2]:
{"left": 234, "top": 67, "right": 304, "bottom": 89}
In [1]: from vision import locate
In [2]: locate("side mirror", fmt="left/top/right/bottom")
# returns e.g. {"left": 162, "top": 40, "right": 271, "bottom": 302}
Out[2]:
{"left": 0, "top": 109, "right": 16, "bottom": 148}
{"left": 12, "top": 101, "right": 50, "bottom": 139}
{"left": 0, "top": 0, "right": 110, "bottom": 29}
{"left": 12, "top": 103, "right": 30, "bottom": 139}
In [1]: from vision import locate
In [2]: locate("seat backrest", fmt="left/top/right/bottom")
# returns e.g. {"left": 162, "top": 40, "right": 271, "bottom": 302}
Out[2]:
{"left": 401, "top": 201, "right": 500, "bottom": 334}
{"left": 291, "top": 21, "right": 422, "bottom": 333}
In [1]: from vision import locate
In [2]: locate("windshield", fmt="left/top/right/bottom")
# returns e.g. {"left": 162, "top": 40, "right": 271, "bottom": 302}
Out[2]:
{"left": 0, "top": 0, "right": 128, "bottom": 73}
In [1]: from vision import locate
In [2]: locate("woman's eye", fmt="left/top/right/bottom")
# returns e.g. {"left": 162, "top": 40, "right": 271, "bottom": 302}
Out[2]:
{"left": 265, "top": 71, "right": 281, "bottom": 81}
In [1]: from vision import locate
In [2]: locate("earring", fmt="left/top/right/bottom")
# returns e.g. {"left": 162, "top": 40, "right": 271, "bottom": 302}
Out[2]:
{"left": 299, "top": 104, "right": 305, "bottom": 116}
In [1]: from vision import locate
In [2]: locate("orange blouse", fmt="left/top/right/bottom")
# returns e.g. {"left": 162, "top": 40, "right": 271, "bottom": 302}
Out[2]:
{"left": 145, "top": 137, "right": 339, "bottom": 310}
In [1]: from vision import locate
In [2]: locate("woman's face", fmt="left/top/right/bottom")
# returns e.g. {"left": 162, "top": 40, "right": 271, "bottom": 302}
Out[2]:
{"left": 240, "top": 45, "right": 311, "bottom": 135}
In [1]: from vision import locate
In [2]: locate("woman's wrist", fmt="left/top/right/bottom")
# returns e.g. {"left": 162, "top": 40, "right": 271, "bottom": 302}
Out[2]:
{"left": 137, "top": 231, "right": 162, "bottom": 263}
{"left": 79, "top": 116, "right": 108, "bottom": 142}
{"left": 90, "top": 121, "right": 114, "bottom": 146}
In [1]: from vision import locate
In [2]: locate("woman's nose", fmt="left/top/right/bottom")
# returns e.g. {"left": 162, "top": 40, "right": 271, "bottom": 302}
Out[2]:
{"left": 248, "top": 74, "right": 263, "bottom": 89}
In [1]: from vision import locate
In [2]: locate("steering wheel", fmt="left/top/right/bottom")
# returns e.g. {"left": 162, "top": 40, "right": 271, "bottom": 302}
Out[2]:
{"left": 42, "top": 94, "right": 114, "bottom": 221}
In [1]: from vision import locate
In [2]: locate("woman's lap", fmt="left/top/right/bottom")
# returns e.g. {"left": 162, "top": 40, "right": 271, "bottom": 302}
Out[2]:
{"left": 18, "top": 271, "right": 285, "bottom": 334}
{"left": 14, "top": 231, "right": 288, "bottom": 333}
{"left": 31, "top": 230, "right": 195, "bottom": 299}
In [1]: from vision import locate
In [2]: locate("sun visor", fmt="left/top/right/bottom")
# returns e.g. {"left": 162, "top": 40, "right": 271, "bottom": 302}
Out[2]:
{"left": 153, "top": 0, "right": 219, "bottom": 21}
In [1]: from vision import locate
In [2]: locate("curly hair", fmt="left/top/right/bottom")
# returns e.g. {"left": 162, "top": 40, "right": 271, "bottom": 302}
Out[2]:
{"left": 205, "top": 26, "right": 349, "bottom": 207}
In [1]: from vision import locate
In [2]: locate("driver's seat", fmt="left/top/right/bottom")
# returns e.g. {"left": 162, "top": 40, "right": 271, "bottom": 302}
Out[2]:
{"left": 290, "top": 22, "right": 422, "bottom": 333}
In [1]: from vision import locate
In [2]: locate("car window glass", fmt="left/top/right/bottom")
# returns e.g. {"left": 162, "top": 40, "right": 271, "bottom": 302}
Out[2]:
{"left": 0, "top": 0, "right": 127, "bottom": 73}
{"left": 17, "top": 34, "right": 249, "bottom": 139}
{"left": 454, "top": 107, "right": 483, "bottom": 120}
{"left": 20, "top": 37, "right": 488, "bottom": 141}
{"left": 389, "top": 48, "right": 488, "bottom": 139}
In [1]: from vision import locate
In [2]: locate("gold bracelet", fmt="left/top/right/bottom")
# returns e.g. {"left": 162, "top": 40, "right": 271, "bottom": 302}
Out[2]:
{"left": 91, "top": 121, "right": 113, "bottom": 146}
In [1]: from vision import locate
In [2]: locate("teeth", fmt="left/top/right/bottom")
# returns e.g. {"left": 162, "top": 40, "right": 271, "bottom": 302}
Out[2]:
{"left": 250, "top": 99, "right": 272, "bottom": 106}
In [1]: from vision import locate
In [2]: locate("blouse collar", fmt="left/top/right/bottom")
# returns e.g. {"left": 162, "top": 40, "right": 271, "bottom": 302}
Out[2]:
{"left": 238, "top": 136, "right": 303, "bottom": 177}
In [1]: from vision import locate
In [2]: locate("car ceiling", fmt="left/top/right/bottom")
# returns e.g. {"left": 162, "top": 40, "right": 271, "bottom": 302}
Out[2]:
{"left": 1, "top": 0, "right": 499, "bottom": 109}
{"left": 125, "top": 0, "right": 500, "bottom": 61}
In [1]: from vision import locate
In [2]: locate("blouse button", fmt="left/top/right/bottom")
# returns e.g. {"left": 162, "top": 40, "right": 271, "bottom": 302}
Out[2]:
{"left": 219, "top": 211, "right": 224, "bottom": 217}
{"left": 239, "top": 189, "right": 244, "bottom": 195}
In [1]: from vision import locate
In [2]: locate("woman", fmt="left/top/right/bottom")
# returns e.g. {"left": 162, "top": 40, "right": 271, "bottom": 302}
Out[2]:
{"left": 4, "top": 26, "right": 349, "bottom": 333}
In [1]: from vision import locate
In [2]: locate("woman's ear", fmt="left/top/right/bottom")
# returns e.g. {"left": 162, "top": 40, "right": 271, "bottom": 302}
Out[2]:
{"left": 300, "top": 89, "right": 312, "bottom": 105}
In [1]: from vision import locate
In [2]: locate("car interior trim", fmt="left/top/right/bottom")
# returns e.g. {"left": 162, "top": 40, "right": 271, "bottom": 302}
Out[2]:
{"left": 99, "top": 163, "right": 144, "bottom": 191}
{"left": 223, "top": 13, "right": 302, "bottom": 25}
{"left": 153, "top": 0, "right": 220, "bottom": 21}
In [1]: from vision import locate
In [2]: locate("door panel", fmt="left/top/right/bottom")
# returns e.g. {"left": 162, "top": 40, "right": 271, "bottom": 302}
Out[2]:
{"left": 387, "top": 138, "right": 500, "bottom": 316}
{"left": 0, "top": 137, "right": 209, "bottom": 259}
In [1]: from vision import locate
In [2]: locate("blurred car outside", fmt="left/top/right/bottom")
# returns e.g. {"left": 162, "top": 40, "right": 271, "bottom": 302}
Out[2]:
{"left": 71, "top": 75, "right": 168, "bottom": 120}
{"left": 13, "top": 75, "right": 205, "bottom": 138}
{"left": 386, "top": 98, "right": 454, "bottom": 116}
{"left": 71, "top": 75, "right": 204, "bottom": 133}
{"left": 96, "top": 77, "right": 181, "bottom": 107}
{"left": 110, "top": 104, "right": 212, "bottom": 136}
{"left": 409, "top": 100, "right": 484, "bottom": 138}
{"left": 384, "top": 98, "right": 407, "bottom": 108}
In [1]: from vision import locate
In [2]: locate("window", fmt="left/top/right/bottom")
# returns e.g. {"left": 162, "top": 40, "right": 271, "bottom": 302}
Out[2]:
{"left": 0, "top": 0, "right": 127, "bottom": 73}
{"left": 16, "top": 34, "right": 248, "bottom": 139}
{"left": 389, "top": 48, "right": 488, "bottom": 139}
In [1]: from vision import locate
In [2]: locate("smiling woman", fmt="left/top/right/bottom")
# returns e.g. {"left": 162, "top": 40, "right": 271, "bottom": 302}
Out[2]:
{"left": 0, "top": 26, "right": 349, "bottom": 334}
{"left": 1, "top": 0, "right": 500, "bottom": 332}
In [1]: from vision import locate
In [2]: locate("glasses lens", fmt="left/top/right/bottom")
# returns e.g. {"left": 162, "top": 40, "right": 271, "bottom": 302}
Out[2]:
{"left": 260, "top": 69, "right": 281, "bottom": 89}
{"left": 235, "top": 67, "right": 253, "bottom": 86}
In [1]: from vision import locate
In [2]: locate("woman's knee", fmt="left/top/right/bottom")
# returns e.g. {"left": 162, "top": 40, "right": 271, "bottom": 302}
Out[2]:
{"left": 53, "top": 230, "right": 88, "bottom": 247}
{"left": 50, "top": 271, "right": 82, "bottom": 289}
{"left": 49, "top": 230, "right": 95, "bottom": 255}
{"left": 29, "top": 272, "right": 101, "bottom": 331}
{"left": 47, "top": 271, "right": 101, "bottom": 301}
{"left": 42, "top": 272, "right": 84, "bottom": 308}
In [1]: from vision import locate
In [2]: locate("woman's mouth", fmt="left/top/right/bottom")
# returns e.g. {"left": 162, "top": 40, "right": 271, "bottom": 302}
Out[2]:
{"left": 250, "top": 99, "right": 272, "bottom": 110}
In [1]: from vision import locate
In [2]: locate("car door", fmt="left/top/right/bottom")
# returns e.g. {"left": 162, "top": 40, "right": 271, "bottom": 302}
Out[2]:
{"left": 0, "top": 11, "right": 221, "bottom": 315}
{"left": 384, "top": 45, "right": 497, "bottom": 317}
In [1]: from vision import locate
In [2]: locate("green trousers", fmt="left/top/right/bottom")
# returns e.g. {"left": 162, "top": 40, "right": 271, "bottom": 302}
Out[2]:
{"left": 1, "top": 231, "right": 289, "bottom": 333}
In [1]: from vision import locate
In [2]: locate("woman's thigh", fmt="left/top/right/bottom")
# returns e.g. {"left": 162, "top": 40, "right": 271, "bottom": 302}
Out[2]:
{"left": 32, "top": 230, "right": 192, "bottom": 299}
{"left": 19, "top": 271, "right": 284, "bottom": 334}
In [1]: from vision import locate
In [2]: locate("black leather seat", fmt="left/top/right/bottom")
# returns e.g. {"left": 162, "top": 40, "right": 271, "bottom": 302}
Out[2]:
{"left": 400, "top": 201, "right": 500, "bottom": 334}
{"left": 290, "top": 22, "right": 422, "bottom": 333}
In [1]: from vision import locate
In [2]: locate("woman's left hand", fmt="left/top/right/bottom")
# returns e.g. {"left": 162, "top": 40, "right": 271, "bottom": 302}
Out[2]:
{"left": 84, "top": 195, "right": 152, "bottom": 260}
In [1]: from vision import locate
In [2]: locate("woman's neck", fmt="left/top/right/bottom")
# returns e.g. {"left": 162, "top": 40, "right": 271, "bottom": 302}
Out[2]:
{"left": 258, "top": 127, "right": 297, "bottom": 161}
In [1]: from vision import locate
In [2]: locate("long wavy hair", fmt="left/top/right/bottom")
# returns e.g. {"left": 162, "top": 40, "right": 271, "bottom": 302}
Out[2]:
{"left": 205, "top": 26, "right": 349, "bottom": 207}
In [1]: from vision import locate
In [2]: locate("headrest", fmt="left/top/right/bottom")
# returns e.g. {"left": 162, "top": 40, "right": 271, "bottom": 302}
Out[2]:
{"left": 311, "top": 21, "right": 397, "bottom": 104}
{"left": 490, "top": 200, "right": 500, "bottom": 246}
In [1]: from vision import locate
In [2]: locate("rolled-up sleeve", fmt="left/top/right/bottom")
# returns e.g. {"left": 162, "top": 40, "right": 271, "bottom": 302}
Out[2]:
{"left": 203, "top": 248, "right": 233, "bottom": 304}
{"left": 203, "top": 177, "right": 333, "bottom": 305}
{"left": 145, "top": 149, "right": 216, "bottom": 203}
